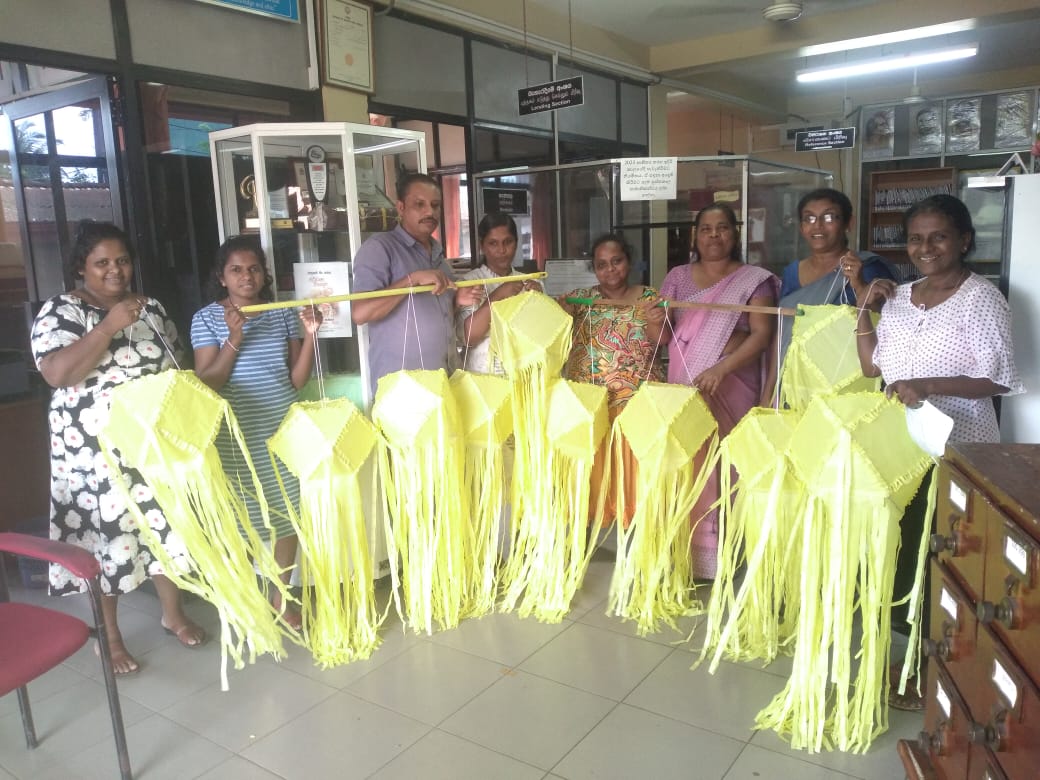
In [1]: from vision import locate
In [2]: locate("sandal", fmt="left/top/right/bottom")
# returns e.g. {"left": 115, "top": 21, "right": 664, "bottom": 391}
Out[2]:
{"left": 889, "top": 664, "right": 924, "bottom": 711}
{"left": 161, "top": 619, "right": 207, "bottom": 648}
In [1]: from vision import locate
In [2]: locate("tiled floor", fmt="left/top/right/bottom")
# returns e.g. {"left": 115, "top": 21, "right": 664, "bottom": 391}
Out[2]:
{"left": 1, "top": 550, "right": 920, "bottom": 779}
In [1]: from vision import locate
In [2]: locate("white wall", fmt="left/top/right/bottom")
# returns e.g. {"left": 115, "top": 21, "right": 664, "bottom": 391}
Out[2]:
{"left": 1, "top": 0, "right": 115, "bottom": 59}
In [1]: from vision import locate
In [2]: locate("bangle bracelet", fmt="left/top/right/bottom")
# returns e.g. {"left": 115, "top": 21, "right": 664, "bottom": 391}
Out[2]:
{"left": 224, "top": 340, "right": 239, "bottom": 352}
{"left": 855, "top": 329, "right": 875, "bottom": 336}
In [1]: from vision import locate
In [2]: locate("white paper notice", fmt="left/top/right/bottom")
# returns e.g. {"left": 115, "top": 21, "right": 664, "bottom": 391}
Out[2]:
{"left": 620, "top": 157, "right": 677, "bottom": 201}
{"left": 293, "top": 262, "right": 353, "bottom": 338}
{"left": 543, "top": 258, "right": 599, "bottom": 298}
{"left": 1004, "top": 534, "right": 1029, "bottom": 576}
{"left": 905, "top": 400, "right": 954, "bottom": 458}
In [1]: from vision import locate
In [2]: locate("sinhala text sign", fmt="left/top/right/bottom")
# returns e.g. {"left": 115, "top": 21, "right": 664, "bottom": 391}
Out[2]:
{"left": 518, "top": 77, "right": 584, "bottom": 116}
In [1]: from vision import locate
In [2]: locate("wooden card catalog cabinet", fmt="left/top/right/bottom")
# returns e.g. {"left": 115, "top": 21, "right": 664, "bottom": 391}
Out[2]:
{"left": 900, "top": 444, "right": 1040, "bottom": 780}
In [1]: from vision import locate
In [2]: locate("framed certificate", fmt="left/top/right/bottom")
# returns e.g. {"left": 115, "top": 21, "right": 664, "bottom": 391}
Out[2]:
{"left": 322, "top": 0, "right": 374, "bottom": 93}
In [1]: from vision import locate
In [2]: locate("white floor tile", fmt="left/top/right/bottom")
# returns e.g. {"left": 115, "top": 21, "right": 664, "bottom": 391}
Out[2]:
{"left": 624, "top": 650, "right": 783, "bottom": 742}
{"left": 749, "top": 706, "right": 924, "bottom": 780}
{"left": 519, "top": 622, "right": 671, "bottom": 700}
{"left": 553, "top": 702, "right": 744, "bottom": 780}
{"left": 347, "top": 641, "right": 505, "bottom": 724}
{"left": 424, "top": 609, "right": 569, "bottom": 667}
{"left": 369, "top": 729, "right": 544, "bottom": 780}
{"left": 440, "top": 670, "right": 615, "bottom": 770}
{"left": 241, "top": 691, "right": 430, "bottom": 779}
{"left": 0, "top": 677, "right": 150, "bottom": 778}
{"left": 196, "top": 755, "right": 287, "bottom": 779}
{"left": 160, "top": 660, "right": 335, "bottom": 752}
{"left": 723, "top": 744, "right": 859, "bottom": 779}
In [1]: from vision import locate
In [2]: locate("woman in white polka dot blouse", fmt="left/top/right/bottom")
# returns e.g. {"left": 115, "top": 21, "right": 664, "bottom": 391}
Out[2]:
{"left": 855, "top": 193, "right": 1023, "bottom": 444}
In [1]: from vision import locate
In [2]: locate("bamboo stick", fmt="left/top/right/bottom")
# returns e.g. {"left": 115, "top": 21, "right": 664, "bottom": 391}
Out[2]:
{"left": 239, "top": 272, "right": 547, "bottom": 313}
{"left": 564, "top": 296, "right": 801, "bottom": 317}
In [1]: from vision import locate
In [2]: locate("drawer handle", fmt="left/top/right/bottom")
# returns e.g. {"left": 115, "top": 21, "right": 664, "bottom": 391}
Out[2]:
{"left": 922, "top": 637, "right": 953, "bottom": 661}
{"left": 918, "top": 726, "right": 947, "bottom": 756}
{"left": 929, "top": 533, "right": 958, "bottom": 555}
{"left": 976, "top": 598, "right": 1016, "bottom": 629}
{"left": 969, "top": 713, "right": 1008, "bottom": 752}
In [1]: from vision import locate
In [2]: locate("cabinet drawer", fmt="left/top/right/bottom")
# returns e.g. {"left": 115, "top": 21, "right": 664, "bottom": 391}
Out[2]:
{"left": 974, "top": 625, "right": 1040, "bottom": 779}
{"left": 934, "top": 463, "right": 987, "bottom": 601}
{"left": 920, "top": 661, "right": 974, "bottom": 778}
{"left": 978, "top": 516, "right": 1040, "bottom": 684}
{"left": 928, "top": 559, "right": 982, "bottom": 714}
{"left": 968, "top": 745, "right": 1009, "bottom": 780}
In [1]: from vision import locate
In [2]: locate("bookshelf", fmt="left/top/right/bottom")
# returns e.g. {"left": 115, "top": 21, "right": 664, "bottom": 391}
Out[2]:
{"left": 867, "top": 167, "right": 957, "bottom": 277}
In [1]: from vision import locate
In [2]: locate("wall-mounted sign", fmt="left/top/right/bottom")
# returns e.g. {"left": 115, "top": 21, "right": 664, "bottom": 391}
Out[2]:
{"left": 482, "top": 188, "right": 530, "bottom": 216}
{"left": 323, "top": 0, "right": 374, "bottom": 93}
{"left": 518, "top": 76, "right": 584, "bottom": 116}
{"left": 795, "top": 127, "right": 856, "bottom": 152}
{"left": 194, "top": 0, "right": 299, "bottom": 22}
{"left": 619, "top": 157, "right": 677, "bottom": 201}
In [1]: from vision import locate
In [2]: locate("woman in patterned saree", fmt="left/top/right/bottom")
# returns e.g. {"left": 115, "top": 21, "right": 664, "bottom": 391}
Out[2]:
{"left": 30, "top": 221, "right": 205, "bottom": 675}
{"left": 560, "top": 233, "right": 665, "bottom": 525}
{"left": 661, "top": 203, "right": 780, "bottom": 579}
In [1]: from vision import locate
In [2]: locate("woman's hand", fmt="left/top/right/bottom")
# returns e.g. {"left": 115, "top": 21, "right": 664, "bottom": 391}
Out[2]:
{"left": 223, "top": 302, "right": 246, "bottom": 339}
{"left": 693, "top": 363, "right": 729, "bottom": 396}
{"left": 641, "top": 297, "right": 666, "bottom": 328}
{"left": 101, "top": 295, "right": 146, "bottom": 335}
{"left": 455, "top": 285, "right": 483, "bottom": 308}
{"left": 885, "top": 378, "right": 929, "bottom": 408}
{"left": 859, "top": 277, "right": 896, "bottom": 309}
{"left": 300, "top": 305, "right": 323, "bottom": 335}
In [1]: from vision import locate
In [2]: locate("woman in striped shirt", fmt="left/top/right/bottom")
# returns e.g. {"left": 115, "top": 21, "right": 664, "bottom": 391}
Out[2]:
{"left": 191, "top": 236, "right": 321, "bottom": 630}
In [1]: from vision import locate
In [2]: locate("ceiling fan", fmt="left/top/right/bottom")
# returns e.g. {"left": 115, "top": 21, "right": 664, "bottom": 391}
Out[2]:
{"left": 649, "top": 1, "right": 827, "bottom": 24}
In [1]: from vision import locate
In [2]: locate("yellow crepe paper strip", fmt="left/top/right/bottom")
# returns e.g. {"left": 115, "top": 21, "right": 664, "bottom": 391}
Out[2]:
{"left": 238, "top": 272, "right": 548, "bottom": 313}
{"left": 98, "top": 370, "right": 292, "bottom": 690}
{"left": 268, "top": 398, "right": 385, "bottom": 667}
{"left": 372, "top": 369, "right": 472, "bottom": 634}
{"left": 780, "top": 305, "right": 881, "bottom": 411}
{"left": 753, "top": 392, "right": 933, "bottom": 754}
{"left": 499, "top": 377, "right": 608, "bottom": 622}
{"left": 449, "top": 370, "right": 514, "bottom": 617}
{"left": 700, "top": 407, "right": 804, "bottom": 669}
{"left": 609, "top": 382, "right": 719, "bottom": 635}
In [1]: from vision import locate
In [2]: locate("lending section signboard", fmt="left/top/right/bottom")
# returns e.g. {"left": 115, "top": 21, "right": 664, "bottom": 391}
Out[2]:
{"left": 518, "top": 76, "right": 584, "bottom": 116}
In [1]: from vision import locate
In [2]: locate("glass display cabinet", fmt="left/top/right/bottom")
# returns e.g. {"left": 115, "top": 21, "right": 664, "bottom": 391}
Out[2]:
{"left": 208, "top": 122, "right": 427, "bottom": 408}
{"left": 471, "top": 156, "right": 832, "bottom": 287}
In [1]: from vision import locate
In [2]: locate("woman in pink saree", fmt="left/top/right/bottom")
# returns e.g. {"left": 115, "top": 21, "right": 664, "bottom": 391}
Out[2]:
{"left": 660, "top": 203, "right": 779, "bottom": 579}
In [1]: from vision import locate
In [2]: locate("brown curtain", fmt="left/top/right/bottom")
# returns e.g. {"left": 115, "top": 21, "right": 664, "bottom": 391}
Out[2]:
{"left": 441, "top": 175, "right": 461, "bottom": 258}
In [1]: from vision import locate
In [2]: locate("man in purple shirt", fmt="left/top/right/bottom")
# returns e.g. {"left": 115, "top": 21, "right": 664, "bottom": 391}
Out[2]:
{"left": 352, "top": 173, "right": 480, "bottom": 395}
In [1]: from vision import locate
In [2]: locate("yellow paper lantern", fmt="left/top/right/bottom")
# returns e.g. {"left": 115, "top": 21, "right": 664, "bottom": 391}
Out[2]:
{"left": 609, "top": 383, "right": 719, "bottom": 634}
{"left": 450, "top": 370, "right": 514, "bottom": 616}
{"left": 99, "top": 370, "right": 290, "bottom": 690}
{"left": 268, "top": 398, "right": 383, "bottom": 666}
{"left": 371, "top": 369, "right": 471, "bottom": 634}
{"left": 779, "top": 305, "right": 881, "bottom": 410}
{"left": 754, "top": 392, "right": 935, "bottom": 754}
{"left": 499, "top": 377, "right": 608, "bottom": 623}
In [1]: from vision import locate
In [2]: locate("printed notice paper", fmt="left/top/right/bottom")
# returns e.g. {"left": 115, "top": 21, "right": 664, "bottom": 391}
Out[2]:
{"left": 620, "top": 157, "right": 677, "bottom": 201}
{"left": 293, "top": 262, "right": 352, "bottom": 338}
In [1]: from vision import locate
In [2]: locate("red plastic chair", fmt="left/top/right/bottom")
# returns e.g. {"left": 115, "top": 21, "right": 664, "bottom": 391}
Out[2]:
{"left": 0, "top": 532, "right": 132, "bottom": 780}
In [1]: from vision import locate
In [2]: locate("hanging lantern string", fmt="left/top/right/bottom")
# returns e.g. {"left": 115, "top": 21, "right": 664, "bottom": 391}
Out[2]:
{"left": 306, "top": 301, "right": 326, "bottom": 402}
{"left": 564, "top": 296, "right": 802, "bottom": 317}
{"left": 238, "top": 272, "right": 548, "bottom": 314}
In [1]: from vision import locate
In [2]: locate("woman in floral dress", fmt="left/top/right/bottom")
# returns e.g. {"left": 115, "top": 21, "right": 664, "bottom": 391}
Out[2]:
{"left": 30, "top": 221, "right": 205, "bottom": 675}
{"left": 560, "top": 233, "right": 666, "bottom": 525}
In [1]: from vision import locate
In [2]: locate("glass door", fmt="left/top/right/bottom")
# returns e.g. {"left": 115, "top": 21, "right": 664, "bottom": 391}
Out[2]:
{"left": 2, "top": 76, "right": 122, "bottom": 303}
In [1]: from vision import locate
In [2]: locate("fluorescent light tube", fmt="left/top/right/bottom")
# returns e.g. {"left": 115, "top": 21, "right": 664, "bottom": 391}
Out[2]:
{"left": 797, "top": 45, "right": 978, "bottom": 83}
{"left": 799, "top": 21, "right": 976, "bottom": 57}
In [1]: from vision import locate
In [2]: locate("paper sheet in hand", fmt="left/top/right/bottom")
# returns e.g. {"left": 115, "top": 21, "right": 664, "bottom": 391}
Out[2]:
{"left": 905, "top": 400, "right": 954, "bottom": 458}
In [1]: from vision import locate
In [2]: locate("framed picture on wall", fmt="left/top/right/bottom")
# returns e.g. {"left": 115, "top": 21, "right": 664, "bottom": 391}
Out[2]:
{"left": 322, "top": 0, "right": 375, "bottom": 93}
{"left": 946, "top": 97, "right": 981, "bottom": 153}
{"left": 909, "top": 102, "right": 943, "bottom": 156}
{"left": 862, "top": 107, "right": 895, "bottom": 160}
